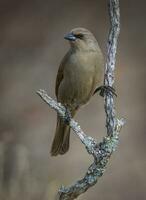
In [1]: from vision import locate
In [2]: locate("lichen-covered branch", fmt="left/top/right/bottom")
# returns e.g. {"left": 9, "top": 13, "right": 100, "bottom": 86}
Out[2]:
{"left": 104, "top": 0, "right": 121, "bottom": 136}
{"left": 37, "top": 90, "right": 124, "bottom": 200}
{"left": 37, "top": 89, "right": 88, "bottom": 145}
{"left": 37, "top": 0, "right": 124, "bottom": 199}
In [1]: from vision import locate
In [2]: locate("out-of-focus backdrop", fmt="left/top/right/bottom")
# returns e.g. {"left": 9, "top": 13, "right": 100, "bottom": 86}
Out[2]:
{"left": 0, "top": 0, "right": 146, "bottom": 200}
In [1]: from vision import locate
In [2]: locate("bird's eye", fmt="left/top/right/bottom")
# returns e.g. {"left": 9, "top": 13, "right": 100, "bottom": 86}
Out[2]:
{"left": 74, "top": 33, "right": 84, "bottom": 39}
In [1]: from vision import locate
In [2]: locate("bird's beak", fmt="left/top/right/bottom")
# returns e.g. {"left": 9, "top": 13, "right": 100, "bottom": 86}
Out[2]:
{"left": 64, "top": 33, "right": 76, "bottom": 41}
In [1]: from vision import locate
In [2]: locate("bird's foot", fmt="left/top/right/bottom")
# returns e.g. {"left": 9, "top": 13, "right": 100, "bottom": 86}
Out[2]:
{"left": 94, "top": 85, "right": 117, "bottom": 97}
{"left": 64, "top": 108, "right": 72, "bottom": 124}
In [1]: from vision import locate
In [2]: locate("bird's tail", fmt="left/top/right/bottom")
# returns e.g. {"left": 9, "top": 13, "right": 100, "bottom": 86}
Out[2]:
{"left": 51, "top": 111, "right": 75, "bottom": 156}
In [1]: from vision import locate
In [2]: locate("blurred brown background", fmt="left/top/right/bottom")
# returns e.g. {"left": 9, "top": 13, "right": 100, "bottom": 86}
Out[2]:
{"left": 0, "top": 0, "right": 146, "bottom": 200}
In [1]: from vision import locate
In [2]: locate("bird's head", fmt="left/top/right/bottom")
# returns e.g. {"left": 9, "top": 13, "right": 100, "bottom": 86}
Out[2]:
{"left": 64, "top": 27, "right": 99, "bottom": 51}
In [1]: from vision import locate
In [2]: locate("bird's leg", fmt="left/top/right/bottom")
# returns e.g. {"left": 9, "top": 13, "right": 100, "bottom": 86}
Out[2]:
{"left": 64, "top": 107, "right": 72, "bottom": 125}
{"left": 94, "top": 85, "right": 117, "bottom": 97}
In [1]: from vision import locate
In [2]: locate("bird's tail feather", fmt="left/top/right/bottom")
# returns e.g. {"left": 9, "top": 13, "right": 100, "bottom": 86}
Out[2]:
{"left": 51, "top": 115, "right": 70, "bottom": 156}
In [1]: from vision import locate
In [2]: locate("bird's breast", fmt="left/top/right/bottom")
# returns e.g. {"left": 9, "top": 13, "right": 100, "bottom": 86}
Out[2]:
{"left": 58, "top": 51, "right": 103, "bottom": 108}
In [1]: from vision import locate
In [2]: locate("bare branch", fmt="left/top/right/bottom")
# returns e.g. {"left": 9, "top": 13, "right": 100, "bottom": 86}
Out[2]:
{"left": 37, "top": 0, "right": 125, "bottom": 199}
{"left": 104, "top": 0, "right": 121, "bottom": 136}
{"left": 37, "top": 89, "right": 89, "bottom": 146}
{"left": 37, "top": 90, "right": 124, "bottom": 200}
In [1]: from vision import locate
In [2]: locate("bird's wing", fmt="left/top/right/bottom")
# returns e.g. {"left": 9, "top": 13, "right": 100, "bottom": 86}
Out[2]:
{"left": 55, "top": 62, "right": 64, "bottom": 98}
{"left": 55, "top": 52, "right": 69, "bottom": 98}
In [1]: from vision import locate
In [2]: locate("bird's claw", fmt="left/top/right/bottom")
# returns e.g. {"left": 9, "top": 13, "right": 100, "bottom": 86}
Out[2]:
{"left": 94, "top": 85, "right": 117, "bottom": 97}
{"left": 65, "top": 108, "right": 72, "bottom": 124}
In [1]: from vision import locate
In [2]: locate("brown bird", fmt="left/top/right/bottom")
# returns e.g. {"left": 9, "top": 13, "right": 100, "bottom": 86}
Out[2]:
{"left": 51, "top": 27, "right": 104, "bottom": 156}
